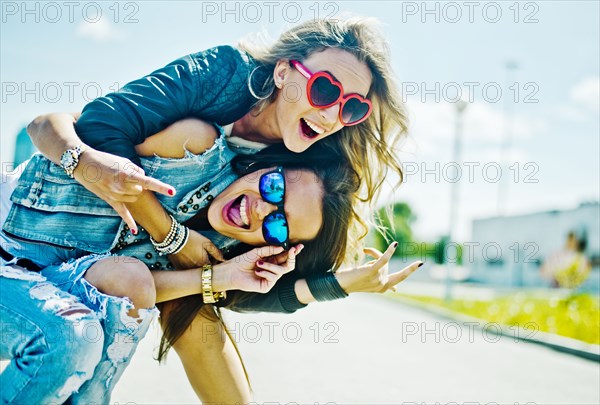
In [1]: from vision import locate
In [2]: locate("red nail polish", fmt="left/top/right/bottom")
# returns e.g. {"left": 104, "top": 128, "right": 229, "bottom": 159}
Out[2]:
{"left": 257, "top": 260, "right": 264, "bottom": 265}
{"left": 168, "top": 189, "right": 174, "bottom": 196}
{"left": 131, "top": 228, "right": 137, "bottom": 235}
{"left": 392, "top": 242, "right": 398, "bottom": 248}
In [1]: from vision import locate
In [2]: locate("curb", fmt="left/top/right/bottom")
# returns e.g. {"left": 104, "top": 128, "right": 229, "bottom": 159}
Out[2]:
{"left": 383, "top": 294, "right": 600, "bottom": 363}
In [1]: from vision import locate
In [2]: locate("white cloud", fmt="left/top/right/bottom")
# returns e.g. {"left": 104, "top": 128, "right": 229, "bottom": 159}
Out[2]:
{"left": 570, "top": 76, "right": 600, "bottom": 115}
{"left": 405, "top": 98, "right": 545, "bottom": 160}
{"left": 559, "top": 76, "right": 600, "bottom": 121}
{"left": 76, "top": 18, "right": 124, "bottom": 43}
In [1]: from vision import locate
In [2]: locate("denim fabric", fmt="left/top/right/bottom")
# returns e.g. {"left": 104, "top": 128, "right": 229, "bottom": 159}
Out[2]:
{"left": 0, "top": 165, "right": 93, "bottom": 268}
{"left": 112, "top": 130, "right": 241, "bottom": 269}
{"left": 2, "top": 125, "right": 242, "bottom": 270}
{"left": 0, "top": 263, "right": 104, "bottom": 404}
{"left": 66, "top": 43, "right": 346, "bottom": 312}
{"left": 39, "top": 254, "right": 158, "bottom": 404}
{"left": 2, "top": 168, "right": 158, "bottom": 403}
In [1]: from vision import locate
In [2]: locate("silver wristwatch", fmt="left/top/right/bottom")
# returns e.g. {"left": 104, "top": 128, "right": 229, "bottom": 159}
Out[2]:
{"left": 60, "top": 145, "right": 84, "bottom": 178}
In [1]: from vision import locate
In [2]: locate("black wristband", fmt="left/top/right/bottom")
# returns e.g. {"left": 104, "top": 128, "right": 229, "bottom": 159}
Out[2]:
{"left": 278, "top": 275, "right": 308, "bottom": 312}
{"left": 306, "top": 271, "right": 348, "bottom": 301}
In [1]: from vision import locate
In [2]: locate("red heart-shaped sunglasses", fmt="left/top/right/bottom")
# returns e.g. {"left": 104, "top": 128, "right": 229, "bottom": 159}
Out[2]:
{"left": 289, "top": 60, "right": 373, "bottom": 126}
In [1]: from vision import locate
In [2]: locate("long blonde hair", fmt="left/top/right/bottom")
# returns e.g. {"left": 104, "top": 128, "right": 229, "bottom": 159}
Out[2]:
{"left": 239, "top": 16, "right": 408, "bottom": 263}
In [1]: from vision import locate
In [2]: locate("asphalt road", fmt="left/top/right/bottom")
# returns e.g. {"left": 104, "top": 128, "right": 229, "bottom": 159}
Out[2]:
{"left": 111, "top": 293, "right": 600, "bottom": 404}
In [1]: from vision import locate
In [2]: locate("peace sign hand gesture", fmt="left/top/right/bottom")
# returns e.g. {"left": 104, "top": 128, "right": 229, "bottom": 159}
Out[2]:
{"left": 335, "top": 242, "right": 423, "bottom": 294}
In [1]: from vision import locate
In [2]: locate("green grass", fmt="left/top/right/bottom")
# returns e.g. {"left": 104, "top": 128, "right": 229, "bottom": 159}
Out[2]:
{"left": 394, "top": 292, "right": 600, "bottom": 345}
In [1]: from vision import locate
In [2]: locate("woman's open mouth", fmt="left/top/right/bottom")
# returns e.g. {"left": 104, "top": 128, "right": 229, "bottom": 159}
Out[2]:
{"left": 299, "top": 118, "right": 325, "bottom": 139}
{"left": 223, "top": 194, "right": 250, "bottom": 229}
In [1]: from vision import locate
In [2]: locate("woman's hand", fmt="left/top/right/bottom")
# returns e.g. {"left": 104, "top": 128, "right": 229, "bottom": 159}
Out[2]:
{"left": 74, "top": 148, "right": 175, "bottom": 232}
{"left": 335, "top": 242, "right": 423, "bottom": 294}
{"left": 26, "top": 112, "right": 176, "bottom": 233}
{"left": 212, "top": 245, "right": 303, "bottom": 294}
{"left": 168, "top": 229, "right": 225, "bottom": 269}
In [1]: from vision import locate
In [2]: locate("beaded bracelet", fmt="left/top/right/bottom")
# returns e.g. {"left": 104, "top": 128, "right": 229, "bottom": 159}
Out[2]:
{"left": 149, "top": 215, "right": 190, "bottom": 256}
{"left": 149, "top": 215, "right": 178, "bottom": 249}
{"left": 171, "top": 226, "right": 190, "bottom": 255}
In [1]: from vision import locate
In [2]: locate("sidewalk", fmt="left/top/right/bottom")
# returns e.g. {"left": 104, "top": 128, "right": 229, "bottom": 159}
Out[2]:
{"left": 112, "top": 294, "right": 600, "bottom": 404}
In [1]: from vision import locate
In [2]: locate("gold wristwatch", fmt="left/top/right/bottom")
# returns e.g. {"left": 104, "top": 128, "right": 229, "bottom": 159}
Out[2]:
{"left": 201, "top": 264, "right": 226, "bottom": 304}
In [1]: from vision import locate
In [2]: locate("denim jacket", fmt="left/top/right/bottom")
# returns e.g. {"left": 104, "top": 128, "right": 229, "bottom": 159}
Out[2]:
{"left": 3, "top": 127, "right": 238, "bottom": 256}
{"left": 58, "top": 45, "right": 346, "bottom": 312}
{"left": 2, "top": 128, "right": 319, "bottom": 312}
{"left": 74, "top": 45, "right": 265, "bottom": 169}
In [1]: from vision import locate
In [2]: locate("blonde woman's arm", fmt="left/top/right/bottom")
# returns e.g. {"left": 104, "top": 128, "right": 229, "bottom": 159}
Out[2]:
{"left": 27, "top": 113, "right": 224, "bottom": 266}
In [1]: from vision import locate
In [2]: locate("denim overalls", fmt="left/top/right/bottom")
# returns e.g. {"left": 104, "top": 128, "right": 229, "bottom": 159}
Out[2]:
{"left": 0, "top": 126, "right": 244, "bottom": 403}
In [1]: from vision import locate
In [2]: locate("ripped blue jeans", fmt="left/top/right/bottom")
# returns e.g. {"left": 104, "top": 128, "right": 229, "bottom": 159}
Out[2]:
{"left": 0, "top": 264, "right": 102, "bottom": 404}
{"left": 41, "top": 254, "right": 158, "bottom": 404}
{"left": 1, "top": 169, "right": 158, "bottom": 404}
{"left": 0, "top": 253, "right": 157, "bottom": 404}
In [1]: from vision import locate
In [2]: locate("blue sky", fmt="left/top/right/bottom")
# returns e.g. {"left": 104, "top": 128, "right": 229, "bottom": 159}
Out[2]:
{"left": 1, "top": 1, "right": 599, "bottom": 241}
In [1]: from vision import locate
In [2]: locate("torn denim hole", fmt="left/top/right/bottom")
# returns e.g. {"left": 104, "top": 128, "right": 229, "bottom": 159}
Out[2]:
{"left": 76, "top": 276, "right": 157, "bottom": 336}
{"left": 149, "top": 131, "right": 226, "bottom": 162}
{"left": 76, "top": 277, "right": 113, "bottom": 320}
{"left": 0, "top": 265, "right": 45, "bottom": 282}
{"left": 28, "top": 282, "right": 94, "bottom": 321}
{"left": 109, "top": 306, "right": 158, "bottom": 351}
{"left": 104, "top": 306, "right": 158, "bottom": 389}
{"left": 57, "top": 372, "right": 88, "bottom": 399}
{"left": 55, "top": 253, "right": 112, "bottom": 280}
{"left": 56, "top": 303, "right": 96, "bottom": 321}
{"left": 182, "top": 138, "right": 196, "bottom": 159}
{"left": 111, "top": 305, "right": 159, "bottom": 351}
{"left": 77, "top": 275, "right": 159, "bottom": 327}
{"left": 72, "top": 276, "right": 159, "bottom": 390}
{"left": 187, "top": 130, "right": 227, "bottom": 164}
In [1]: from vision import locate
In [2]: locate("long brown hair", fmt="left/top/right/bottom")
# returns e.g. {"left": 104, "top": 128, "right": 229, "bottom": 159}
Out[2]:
{"left": 238, "top": 16, "right": 408, "bottom": 262}
{"left": 157, "top": 143, "right": 359, "bottom": 362}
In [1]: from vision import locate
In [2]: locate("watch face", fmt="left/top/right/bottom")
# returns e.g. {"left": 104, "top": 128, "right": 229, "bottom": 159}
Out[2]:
{"left": 61, "top": 152, "right": 75, "bottom": 168}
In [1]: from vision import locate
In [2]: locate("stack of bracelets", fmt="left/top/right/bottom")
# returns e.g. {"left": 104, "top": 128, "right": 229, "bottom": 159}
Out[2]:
{"left": 149, "top": 215, "right": 225, "bottom": 304}
{"left": 149, "top": 214, "right": 190, "bottom": 256}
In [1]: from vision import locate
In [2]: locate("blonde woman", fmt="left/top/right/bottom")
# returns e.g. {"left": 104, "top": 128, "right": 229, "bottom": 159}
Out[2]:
{"left": 26, "top": 16, "right": 414, "bottom": 402}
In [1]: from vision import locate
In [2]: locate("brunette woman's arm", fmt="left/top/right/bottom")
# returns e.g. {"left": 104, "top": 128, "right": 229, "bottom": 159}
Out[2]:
{"left": 227, "top": 243, "right": 423, "bottom": 313}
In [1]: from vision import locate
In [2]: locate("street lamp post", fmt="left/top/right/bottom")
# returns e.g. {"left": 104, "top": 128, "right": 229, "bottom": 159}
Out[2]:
{"left": 497, "top": 61, "right": 519, "bottom": 216}
{"left": 445, "top": 99, "right": 468, "bottom": 302}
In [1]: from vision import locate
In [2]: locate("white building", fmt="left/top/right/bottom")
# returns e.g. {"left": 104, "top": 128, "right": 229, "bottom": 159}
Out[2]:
{"left": 469, "top": 202, "right": 600, "bottom": 293}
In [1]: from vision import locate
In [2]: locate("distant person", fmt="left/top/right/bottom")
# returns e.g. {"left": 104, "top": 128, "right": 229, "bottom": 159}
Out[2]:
{"left": 541, "top": 230, "right": 591, "bottom": 289}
